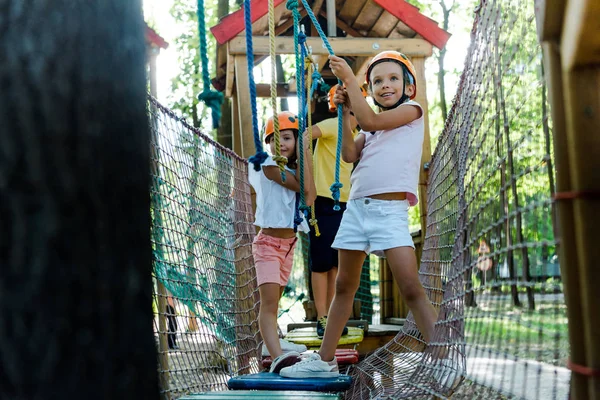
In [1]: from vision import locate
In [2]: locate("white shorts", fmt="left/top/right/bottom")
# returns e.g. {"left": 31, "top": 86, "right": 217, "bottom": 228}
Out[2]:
{"left": 332, "top": 198, "right": 414, "bottom": 256}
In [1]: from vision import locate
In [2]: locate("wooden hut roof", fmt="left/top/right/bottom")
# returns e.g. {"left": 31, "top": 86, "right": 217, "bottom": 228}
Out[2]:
{"left": 211, "top": 0, "right": 450, "bottom": 49}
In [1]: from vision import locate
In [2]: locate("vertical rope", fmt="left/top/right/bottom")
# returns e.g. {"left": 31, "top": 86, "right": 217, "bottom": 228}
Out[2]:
{"left": 196, "top": 0, "right": 224, "bottom": 129}
{"left": 293, "top": 29, "right": 308, "bottom": 230}
{"left": 296, "top": 0, "right": 343, "bottom": 210}
{"left": 268, "top": 0, "right": 287, "bottom": 180}
{"left": 245, "top": 0, "right": 268, "bottom": 171}
{"left": 306, "top": 61, "right": 320, "bottom": 237}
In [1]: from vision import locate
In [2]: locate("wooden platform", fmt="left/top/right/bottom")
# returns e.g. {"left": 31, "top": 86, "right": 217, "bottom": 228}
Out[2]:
{"left": 357, "top": 324, "right": 426, "bottom": 356}
{"left": 284, "top": 326, "right": 364, "bottom": 348}
{"left": 180, "top": 391, "right": 340, "bottom": 399}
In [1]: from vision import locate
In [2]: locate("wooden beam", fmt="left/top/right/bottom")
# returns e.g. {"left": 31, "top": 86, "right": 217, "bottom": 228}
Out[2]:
{"left": 540, "top": 41, "right": 586, "bottom": 400}
{"left": 225, "top": 51, "right": 235, "bottom": 97}
{"left": 352, "top": 0, "right": 384, "bottom": 32}
{"left": 411, "top": 57, "right": 431, "bottom": 242}
{"left": 374, "top": 0, "right": 451, "bottom": 49}
{"left": 313, "top": 54, "right": 329, "bottom": 72}
{"left": 233, "top": 56, "right": 258, "bottom": 159}
{"left": 228, "top": 36, "right": 433, "bottom": 56}
{"left": 338, "top": 0, "right": 368, "bottom": 26}
{"left": 319, "top": 10, "right": 363, "bottom": 37}
{"left": 273, "top": 9, "right": 307, "bottom": 36}
{"left": 561, "top": 0, "right": 600, "bottom": 69}
{"left": 535, "top": 0, "right": 567, "bottom": 41}
{"left": 255, "top": 83, "right": 295, "bottom": 97}
{"left": 563, "top": 64, "right": 600, "bottom": 400}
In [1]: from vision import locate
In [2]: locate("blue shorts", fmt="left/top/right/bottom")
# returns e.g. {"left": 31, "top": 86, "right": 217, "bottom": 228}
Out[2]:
{"left": 332, "top": 198, "right": 414, "bottom": 256}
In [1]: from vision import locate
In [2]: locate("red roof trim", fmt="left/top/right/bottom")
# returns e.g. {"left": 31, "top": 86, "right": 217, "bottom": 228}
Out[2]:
{"left": 374, "top": 0, "right": 450, "bottom": 49}
{"left": 210, "top": 0, "right": 286, "bottom": 45}
{"left": 145, "top": 25, "right": 169, "bottom": 49}
{"left": 210, "top": 0, "right": 450, "bottom": 49}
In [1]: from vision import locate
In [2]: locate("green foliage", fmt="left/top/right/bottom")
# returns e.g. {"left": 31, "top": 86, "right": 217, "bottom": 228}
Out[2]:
{"left": 169, "top": 0, "right": 220, "bottom": 131}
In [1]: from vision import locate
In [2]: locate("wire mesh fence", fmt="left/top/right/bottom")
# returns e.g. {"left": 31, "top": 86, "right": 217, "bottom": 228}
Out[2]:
{"left": 149, "top": 98, "right": 261, "bottom": 398}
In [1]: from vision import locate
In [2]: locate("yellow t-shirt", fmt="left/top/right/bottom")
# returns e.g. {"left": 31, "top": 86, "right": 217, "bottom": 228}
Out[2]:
{"left": 313, "top": 117, "right": 356, "bottom": 203}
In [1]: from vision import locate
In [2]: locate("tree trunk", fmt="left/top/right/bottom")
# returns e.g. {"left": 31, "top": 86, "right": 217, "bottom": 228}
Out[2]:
{"left": 437, "top": 1, "right": 452, "bottom": 122}
{"left": 0, "top": 1, "right": 158, "bottom": 399}
{"left": 493, "top": 15, "right": 521, "bottom": 307}
{"left": 276, "top": 55, "right": 289, "bottom": 111}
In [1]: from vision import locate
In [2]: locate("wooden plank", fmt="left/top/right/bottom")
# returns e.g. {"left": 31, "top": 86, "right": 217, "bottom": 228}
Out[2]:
{"left": 252, "top": 2, "right": 291, "bottom": 36}
{"left": 374, "top": 0, "right": 450, "bottom": 49}
{"left": 535, "top": 0, "right": 567, "bottom": 41}
{"left": 233, "top": 56, "right": 257, "bottom": 159}
{"left": 313, "top": 54, "right": 329, "bottom": 72}
{"left": 353, "top": 0, "right": 384, "bottom": 32}
{"left": 338, "top": 0, "right": 368, "bottom": 26}
{"left": 210, "top": 0, "right": 286, "bottom": 45}
{"left": 181, "top": 390, "right": 340, "bottom": 399}
{"left": 255, "top": 83, "right": 295, "bottom": 97}
{"left": 563, "top": 65, "right": 600, "bottom": 398}
{"left": 225, "top": 48, "right": 235, "bottom": 97}
{"left": 540, "top": 41, "right": 586, "bottom": 400}
{"left": 318, "top": 9, "right": 364, "bottom": 37}
{"left": 229, "top": 36, "right": 433, "bottom": 56}
{"left": 561, "top": 0, "right": 600, "bottom": 68}
{"left": 368, "top": 10, "right": 400, "bottom": 38}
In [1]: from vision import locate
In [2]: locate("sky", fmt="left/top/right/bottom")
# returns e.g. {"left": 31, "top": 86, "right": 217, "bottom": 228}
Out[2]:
{"left": 142, "top": 0, "right": 473, "bottom": 126}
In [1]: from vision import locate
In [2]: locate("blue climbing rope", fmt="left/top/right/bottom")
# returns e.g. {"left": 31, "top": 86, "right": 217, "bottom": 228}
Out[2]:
{"left": 197, "top": 0, "right": 224, "bottom": 129}
{"left": 297, "top": 0, "right": 344, "bottom": 210}
{"left": 244, "top": 0, "right": 269, "bottom": 171}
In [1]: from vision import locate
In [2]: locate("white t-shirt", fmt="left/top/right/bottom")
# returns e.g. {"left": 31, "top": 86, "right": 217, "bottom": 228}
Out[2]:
{"left": 349, "top": 100, "right": 424, "bottom": 206}
{"left": 248, "top": 156, "right": 309, "bottom": 232}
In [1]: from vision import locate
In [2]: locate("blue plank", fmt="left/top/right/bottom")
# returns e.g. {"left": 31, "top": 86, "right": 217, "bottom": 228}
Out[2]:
{"left": 227, "top": 372, "right": 352, "bottom": 392}
{"left": 181, "top": 390, "right": 340, "bottom": 399}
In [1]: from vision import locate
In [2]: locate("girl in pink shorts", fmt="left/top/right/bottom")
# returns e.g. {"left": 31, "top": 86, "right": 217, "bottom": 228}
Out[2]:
{"left": 248, "top": 111, "right": 316, "bottom": 373}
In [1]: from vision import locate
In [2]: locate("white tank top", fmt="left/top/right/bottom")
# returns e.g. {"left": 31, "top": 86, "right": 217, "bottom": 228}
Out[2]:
{"left": 248, "top": 156, "right": 309, "bottom": 232}
{"left": 349, "top": 100, "right": 424, "bottom": 206}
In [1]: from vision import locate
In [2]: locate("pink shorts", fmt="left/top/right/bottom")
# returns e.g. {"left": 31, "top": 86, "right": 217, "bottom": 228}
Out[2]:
{"left": 252, "top": 231, "right": 298, "bottom": 287}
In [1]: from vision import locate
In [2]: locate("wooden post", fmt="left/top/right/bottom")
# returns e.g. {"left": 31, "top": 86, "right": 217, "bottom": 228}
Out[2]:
{"left": 563, "top": 65, "right": 600, "bottom": 400}
{"left": 156, "top": 283, "right": 171, "bottom": 400}
{"left": 234, "top": 55, "right": 260, "bottom": 159}
{"left": 537, "top": 0, "right": 600, "bottom": 397}
{"left": 411, "top": 57, "right": 432, "bottom": 242}
{"left": 543, "top": 41, "right": 579, "bottom": 400}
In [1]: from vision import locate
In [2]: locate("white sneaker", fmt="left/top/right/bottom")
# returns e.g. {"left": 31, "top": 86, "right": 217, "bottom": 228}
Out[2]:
{"left": 261, "top": 338, "right": 307, "bottom": 357}
{"left": 279, "top": 352, "right": 339, "bottom": 378}
{"left": 269, "top": 351, "right": 301, "bottom": 373}
{"left": 432, "top": 359, "right": 464, "bottom": 390}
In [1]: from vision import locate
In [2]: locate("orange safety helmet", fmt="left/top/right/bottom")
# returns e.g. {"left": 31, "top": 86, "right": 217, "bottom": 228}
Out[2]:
{"left": 365, "top": 51, "right": 417, "bottom": 99}
{"left": 328, "top": 84, "right": 368, "bottom": 112}
{"left": 264, "top": 111, "right": 299, "bottom": 143}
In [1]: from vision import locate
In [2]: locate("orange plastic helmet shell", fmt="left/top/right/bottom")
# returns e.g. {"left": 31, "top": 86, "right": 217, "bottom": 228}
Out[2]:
{"left": 366, "top": 51, "right": 417, "bottom": 99}
{"left": 264, "top": 111, "right": 299, "bottom": 142}
{"left": 328, "top": 84, "right": 368, "bottom": 112}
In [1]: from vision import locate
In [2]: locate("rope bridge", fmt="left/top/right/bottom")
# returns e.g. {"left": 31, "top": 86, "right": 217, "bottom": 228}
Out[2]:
{"left": 345, "top": 0, "right": 567, "bottom": 398}
{"left": 148, "top": 0, "right": 568, "bottom": 398}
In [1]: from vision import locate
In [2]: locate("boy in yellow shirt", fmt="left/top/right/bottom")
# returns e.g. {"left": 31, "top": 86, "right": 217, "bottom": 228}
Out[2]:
{"left": 307, "top": 84, "right": 366, "bottom": 337}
